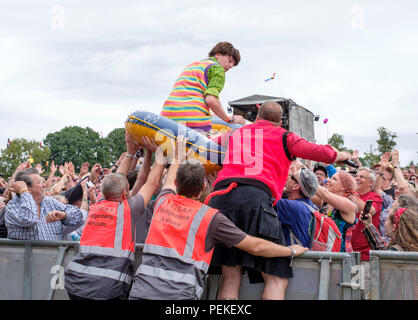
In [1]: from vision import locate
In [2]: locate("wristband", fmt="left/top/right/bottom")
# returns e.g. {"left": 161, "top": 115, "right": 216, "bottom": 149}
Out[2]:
{"left": 393, "top": 166, "right": 399, "bottom": 169}
{"left": 288, "top": 246, "right": 296, "bottom": 267}
{"left": 225, "top": 115, "right": 234, "bottom": 123}
{"left": 125, "top": 153, "right": 134, "bottom": 158}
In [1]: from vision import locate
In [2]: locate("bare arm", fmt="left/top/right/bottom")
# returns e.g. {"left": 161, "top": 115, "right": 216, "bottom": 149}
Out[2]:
{"left": 234, "top": 235, "right": 308, "bottom": 258}
{"left": 51, "top": 173, "right": 68, "bottom": 195}
{"left": 391, "top": 149, "right": 412, "bottom": 196}
{"left": 347, "top": 194, "right": 377, "bottom": 216}
{"left": 45, "top": 161, "right": 57, "bottom": 189}
{"left": 373, "top": 152, "right": 391, "bottom": 195}
{"left": 316, "top": 186, "right": 356, "bottom": 224}
{"left": 160, "top": 135, "right": 190, "bottom": 192}
{"left": 116, "top": 132, "right": 141, "bottom": 176}
{"left": 310, "top": 194, "right": 324, "bottom": 209}
{"left": 130, "top": 145, "right": 153, "bottom": 197}
{"left": 205, "top": 95, "right": 245, "bottom": 125}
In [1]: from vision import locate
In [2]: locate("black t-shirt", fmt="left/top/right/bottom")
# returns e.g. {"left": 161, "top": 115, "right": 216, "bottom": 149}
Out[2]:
{"left": 383, "top": 187, "right": 395, "bottom": 200}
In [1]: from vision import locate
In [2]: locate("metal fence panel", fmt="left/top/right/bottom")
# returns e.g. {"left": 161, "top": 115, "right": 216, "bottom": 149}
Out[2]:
{"left": 205, "top": 252, "right": 353, "bottom": 300}
{"left": 370, "top": 251, "right": 418, "bottom": 300}
{"left": 2, "top": 240, "right": 418, "bottom": 300}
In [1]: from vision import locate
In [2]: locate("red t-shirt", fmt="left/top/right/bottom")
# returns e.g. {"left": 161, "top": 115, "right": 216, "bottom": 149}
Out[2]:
{"left": 211, "top": 120, "right": 337, "bottom": 204}
{"left": 350, "top": 191, "right": 383, "bottom": 260}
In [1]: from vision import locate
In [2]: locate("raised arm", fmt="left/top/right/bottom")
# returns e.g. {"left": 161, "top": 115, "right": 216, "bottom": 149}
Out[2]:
{"left": 316, "top": 185, "right": 356, "bottom": 224}
{"left": 136, "top": 137, "right": 166, "bottom": 207}
{"left": 374, "top": 152, "right": 391, "bottom": 195}
{"left": 116, "top": 132, "right": 141, "bottom": 176}
{"left": 45, "top": 161, "right": 57, "bottom": 189}
{"left": 160, "top": 136, "right": 190, "bottom": 192}
{"left": 391, "top": 149, "right": 412, "bottom": 196}
{"left": 129, "top": 138, "right": 155, "bottom": 197}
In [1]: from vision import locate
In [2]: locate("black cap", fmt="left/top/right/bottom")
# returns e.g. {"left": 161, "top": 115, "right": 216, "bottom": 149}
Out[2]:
{"left": 313, "top": 165, "right": 328, "bottom": 177}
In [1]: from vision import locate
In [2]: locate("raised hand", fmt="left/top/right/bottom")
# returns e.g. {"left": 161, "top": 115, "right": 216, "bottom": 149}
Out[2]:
{"left": 35, "top": 163, "right": 44, "bottom": 175}
{"left": 142, "top": 136, "right": 165, "bottom": 165}
{"left": 50, "top": 161, "right": 58, "bottom": 174}
{"left": 68, "top": 162, "right": 75, "bottom": 178}
{"left": 90, "top": 163, "right": 103, "bottom": 184}
{"left": 59, "top": 165, "right": 65, "bottom": 176}
{"left": 380, "top": 152, "right": 391, "bottom": 171}
{"left": 79, "top": 162, "right": 89, "bottom": 177}
{"left": 391, "top": 149, "right": 400, "bottom": 167}
{"left": 125, "top": 132, "right": 141, "bottom": 155}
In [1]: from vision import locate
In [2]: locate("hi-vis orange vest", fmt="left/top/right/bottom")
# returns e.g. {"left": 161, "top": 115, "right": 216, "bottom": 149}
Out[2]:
{"left": 132, "top": 193, "right": 218, "bottom": 300}
{"left": 79, "top": 199, "right": 135, "bottom": 255}
{"left": 64, "top": 199, "right": 136, "bottom": 299}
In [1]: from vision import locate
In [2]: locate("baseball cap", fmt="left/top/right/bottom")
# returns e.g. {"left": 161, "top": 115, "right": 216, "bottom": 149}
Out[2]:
{"left": 295, "top": 168, "right": 319, "bottom": 198}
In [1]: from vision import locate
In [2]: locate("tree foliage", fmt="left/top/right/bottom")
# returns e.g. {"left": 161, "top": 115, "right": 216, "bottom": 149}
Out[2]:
{"left": 328, "top": 133, "right": 346, "bottom": 151}
{"left": 376, "top": 126, "right": 397, "bottom": 155}
{"left": 104, "top": 128, "right": 126, "bottom": 166}
{"left": 0, "top": 139, "right": 51, "bottom": 178}
{"left": 44, "top": 126, "right": 109, "bottom": 170}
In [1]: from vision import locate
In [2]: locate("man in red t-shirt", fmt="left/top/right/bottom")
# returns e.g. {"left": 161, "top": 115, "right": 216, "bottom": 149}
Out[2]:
{"left": 348, "top": 167, "right": 382, "bottom": 299}
{"left": 208, "top": 101, "right": 352, "bottom": 300}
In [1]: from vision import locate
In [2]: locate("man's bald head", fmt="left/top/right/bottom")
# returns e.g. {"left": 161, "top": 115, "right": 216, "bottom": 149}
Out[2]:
{"left": 257, "top": 101, "right": 283, "bottom": 124}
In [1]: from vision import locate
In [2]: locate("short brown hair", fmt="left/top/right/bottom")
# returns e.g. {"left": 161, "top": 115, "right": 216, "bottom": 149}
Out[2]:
{"left": 176, "top": 160, "right": 205, "bottom": 198}
{"left": 208, "top": 42, "right": 241, "bottom": 66}
{"left": 258, "top": 101, "right": 283, "bottom": 123}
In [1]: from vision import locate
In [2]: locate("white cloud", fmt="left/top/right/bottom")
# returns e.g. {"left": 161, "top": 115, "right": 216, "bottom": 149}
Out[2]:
{"left": 1, "top": 0, "right": 417, "bottom": 167}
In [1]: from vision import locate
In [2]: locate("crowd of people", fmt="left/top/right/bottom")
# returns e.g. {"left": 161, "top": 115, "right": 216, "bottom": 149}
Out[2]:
{"left": 0, "top": 41, "right": 417, "bottom": 301}
{"left": 0, "top": 103, "right": 417, "bottom": 301}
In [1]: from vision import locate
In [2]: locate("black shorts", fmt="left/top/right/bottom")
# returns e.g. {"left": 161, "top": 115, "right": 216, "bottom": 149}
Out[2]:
{"left": 208, "top": 184, "right": 292, "bottom": 282}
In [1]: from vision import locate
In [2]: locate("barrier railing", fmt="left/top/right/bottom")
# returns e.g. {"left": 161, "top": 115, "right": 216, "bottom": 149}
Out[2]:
{"left": 204, "top": 251, "right": 356, "bottom": 300}
{"left": 0, "top": 239, "right": 417, "bottom": 300}
{"left": 369, "top": 250, "right": 418, "bottom": 300}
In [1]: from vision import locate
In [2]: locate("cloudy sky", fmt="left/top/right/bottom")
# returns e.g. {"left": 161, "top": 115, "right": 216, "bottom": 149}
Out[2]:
{"left": 1, "top": 0, "right": 417, "bottom": 166}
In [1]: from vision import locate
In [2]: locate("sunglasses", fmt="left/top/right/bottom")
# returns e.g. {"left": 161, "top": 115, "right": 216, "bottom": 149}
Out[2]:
{"left": 290, "top": 175, "right": 299, "bottom": 184}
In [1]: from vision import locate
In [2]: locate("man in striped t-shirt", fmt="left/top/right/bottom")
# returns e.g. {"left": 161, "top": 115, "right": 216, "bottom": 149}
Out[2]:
{"left": 161, "top": 42, "right": 245, "bottom": 132}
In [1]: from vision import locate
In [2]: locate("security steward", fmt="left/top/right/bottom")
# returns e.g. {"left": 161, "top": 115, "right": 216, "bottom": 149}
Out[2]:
{"left": 128, "top": 136, "right": 308, "bottom": 300}
{"left": 208, "top": 101, "right": 352, "bottom": 300}
{"left": 64, "top": 132, "right": 165, "bottom": 300}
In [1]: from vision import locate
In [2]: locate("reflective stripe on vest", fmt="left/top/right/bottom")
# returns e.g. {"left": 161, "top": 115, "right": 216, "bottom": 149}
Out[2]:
{"left": 78, "top": 245, "right": 134, "bottom": 259}
{"left": 67, "top": 261, "right": 132, "bottom": 285}
{"left": 79, "top": 199, "right": 135, "bottom": 258}
{"left": 137, "top": 264, "right": 204, "bottom": 298}
{"left": 142, "top": 202, "right": 214, "bottom": 272}
{"left": 137, "top": 195, "right": 217, "bottom": 298}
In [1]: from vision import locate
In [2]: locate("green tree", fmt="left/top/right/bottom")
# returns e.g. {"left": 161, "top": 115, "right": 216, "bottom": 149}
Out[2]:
{"left": 0, "top": 138, "right": 51, "bottom": 178}
{"left": 376, "top": 126, "right": 397, "bottom": 155}
{"left": 328, "top": 133, "right": 346, "bottom": 151}
{"left": 104, "top": 128, "right": 126, "bottom": 165}
{"left": 44, "top": 126, "right": 110, "bottom": 170}
{"left": 359, "top": 144, "right": 380, "bottom": 168}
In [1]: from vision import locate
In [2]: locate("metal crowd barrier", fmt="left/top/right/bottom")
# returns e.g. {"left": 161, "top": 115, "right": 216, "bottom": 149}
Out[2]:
{"left": 370, "top": 250, "right": 418, "bottom": 300}
{"left": 204, "top": 251, "right": 357, "bottom": 300}
{"left": 0, "top": 239, "right": 417, "bottom": 300}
